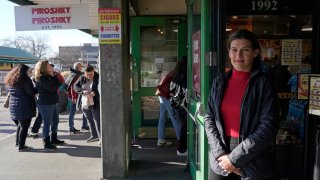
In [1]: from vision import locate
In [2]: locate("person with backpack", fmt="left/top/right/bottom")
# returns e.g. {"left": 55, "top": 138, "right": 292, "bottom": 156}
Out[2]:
{"left": 169, "top": 56, "right": 188, "bottom": 156}
{"left": 65, "top": 62, "right": 89, "bottom": 134}
{"left": 155, "top": 62, "right": 182, "bottom": 147}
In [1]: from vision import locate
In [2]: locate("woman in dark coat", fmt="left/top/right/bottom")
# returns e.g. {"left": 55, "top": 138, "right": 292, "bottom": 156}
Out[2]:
{"left": 4, "top": 64, "right": 36, "bottom": 151}
{"left": 34, "top": 60, "right": 63, "bottom": 150}
{"left": 204, "top": 30, "right": 279, "bottom": 179}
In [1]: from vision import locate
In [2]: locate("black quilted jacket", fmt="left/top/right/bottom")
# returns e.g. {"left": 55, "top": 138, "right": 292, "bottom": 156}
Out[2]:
{"left": 204, "top": 67, "right": 279, "bottom": 179}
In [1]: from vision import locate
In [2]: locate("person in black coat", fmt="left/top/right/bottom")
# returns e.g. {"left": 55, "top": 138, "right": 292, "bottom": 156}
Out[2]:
{"left": 74, "top": 64, "right": 101, "bottom": 143}
{"left": 4, "top": 64, "right": 36, "bottom": 151}
{"left": 34, "top": 60, "right": 64, "bottom": 150}
{"left": 204, "top": 30, "right": 279, "bottom": 179}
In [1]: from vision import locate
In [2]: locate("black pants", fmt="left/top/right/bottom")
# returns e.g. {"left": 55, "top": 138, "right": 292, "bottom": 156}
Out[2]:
{"left": 31, "top": 111, "right": 42, "bottom": 133}
{"left": 16, "top": 119, "right": 32, "bottom": 148}
{"left": 177, "top": 108, "right": 187, "bottom": 153}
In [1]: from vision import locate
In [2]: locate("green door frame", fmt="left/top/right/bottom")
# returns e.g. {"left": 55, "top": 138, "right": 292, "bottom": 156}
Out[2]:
{"left": 131, "top": 16, "right": 187, "bottom": 136}
{"left": 186, "top": 0, "right": 211, "bottom": 179}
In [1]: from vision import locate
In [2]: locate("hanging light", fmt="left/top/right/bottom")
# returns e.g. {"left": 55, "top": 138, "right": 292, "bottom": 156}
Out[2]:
{"left": 301, "top": 17, "right": 312, "bottom": 32}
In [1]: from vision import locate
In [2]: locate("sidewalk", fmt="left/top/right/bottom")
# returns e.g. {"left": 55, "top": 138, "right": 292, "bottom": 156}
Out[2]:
{"left": 0, "top": 106, "right": 102, "bottom": 180}
{"left": 0, "top": 96, "right": 191, "bottom": 180}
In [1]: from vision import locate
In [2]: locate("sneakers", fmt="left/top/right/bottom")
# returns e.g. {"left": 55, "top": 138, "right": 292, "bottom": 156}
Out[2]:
{"left": 157, "top": 141, "right": 173, "bottom": 147}
{"left": 18, "top": 145, "right": 32, "bottom": 152}
{"left": 87, "top": 137, "right": 99, "bottom": 143}
{"left": 81, "top": 126, "right": 90, "bottom": 131}
{"left": 28, "top": 132, "right": 39, "bottom": 138}
{"left": 177, "top": 150, "right": 188, "bottom": 156}
{"left": 68, "top": 128, "right": 80, "bottom": 135}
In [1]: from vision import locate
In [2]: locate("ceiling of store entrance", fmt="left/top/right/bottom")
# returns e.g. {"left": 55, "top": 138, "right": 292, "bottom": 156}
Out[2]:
{"left": 9, "top": 0, "right": 187, "bottom": 36}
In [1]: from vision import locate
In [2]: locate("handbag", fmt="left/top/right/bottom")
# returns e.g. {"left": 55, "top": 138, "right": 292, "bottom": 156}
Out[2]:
{"left": 81, "top": 94, "right": 94, "bottom": 110}
{"left": 3, "top": 93, "right": 10, "bottom": 108}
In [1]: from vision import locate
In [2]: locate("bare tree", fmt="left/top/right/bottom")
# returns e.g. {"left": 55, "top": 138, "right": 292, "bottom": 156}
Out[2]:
{"left": 1, "top": 34, "right": 51, "bottom": 59}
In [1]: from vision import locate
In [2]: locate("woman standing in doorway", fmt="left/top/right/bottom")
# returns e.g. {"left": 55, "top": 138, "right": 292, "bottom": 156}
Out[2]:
{"left": 205, "top": 30, "right": 279, "bottom": 179}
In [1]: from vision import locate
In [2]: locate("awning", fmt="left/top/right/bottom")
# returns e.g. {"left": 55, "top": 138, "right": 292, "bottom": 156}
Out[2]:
{"left": 0, "top": 46, "right": 40, "bottom": 64}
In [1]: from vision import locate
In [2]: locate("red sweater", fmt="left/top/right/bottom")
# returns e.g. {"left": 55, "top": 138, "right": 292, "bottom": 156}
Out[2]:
{"left": 221, "top": 69, "right": 250, "bottom": 137}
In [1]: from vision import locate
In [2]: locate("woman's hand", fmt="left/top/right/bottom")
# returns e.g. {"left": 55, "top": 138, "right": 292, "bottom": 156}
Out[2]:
{"left": 217, "top": 154, "right": 239, "bottom": 174}
{"left": 83, "top": 90, "right": 90, "bottom": 95}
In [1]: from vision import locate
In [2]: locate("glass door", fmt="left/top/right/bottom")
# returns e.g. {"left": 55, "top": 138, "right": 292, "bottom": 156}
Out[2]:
{"left": 131, "top": 16, "right": 187, "bottom": 137}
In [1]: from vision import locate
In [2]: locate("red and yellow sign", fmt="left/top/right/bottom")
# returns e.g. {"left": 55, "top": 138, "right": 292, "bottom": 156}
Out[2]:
{"left": 98, "top": 8, "right": 121, "bottom": 44}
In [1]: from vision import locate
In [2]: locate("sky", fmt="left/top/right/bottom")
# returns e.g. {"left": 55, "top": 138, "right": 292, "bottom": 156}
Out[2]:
{"left": 0, "top": 0, "right": 98, "bottom": 57}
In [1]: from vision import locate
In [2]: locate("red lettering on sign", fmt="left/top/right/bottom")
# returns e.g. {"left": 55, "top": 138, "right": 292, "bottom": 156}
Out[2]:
{"left": 32, "top": 16, "right": 71, "bottom": 24}
{"left": 31, "top": 7, "right": 71, "bottom": 15}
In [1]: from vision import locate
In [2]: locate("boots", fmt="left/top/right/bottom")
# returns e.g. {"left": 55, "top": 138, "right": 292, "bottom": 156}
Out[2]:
{"left": 43, "top": 137, "right": 57, "bottom": 150}
{"left": 51, "top": 132, "right": 65, "bottom": 145}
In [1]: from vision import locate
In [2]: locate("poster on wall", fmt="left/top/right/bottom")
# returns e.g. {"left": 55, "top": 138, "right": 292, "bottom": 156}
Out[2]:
{"left": 192, "top": 30, "right": 200, "bottom": 98}
{"left": 297, "top": 74, "right": 320, "bottom": 100}
{"left": 98, "top": 8, "right": 121, "bottom": 45}
{"left": 281, "top": 39, "right": 302, "bottom": 65}
{"left": 258, "top": 39, "right": 281, "bottom": 61}
{"left": 308, "top": 76, "right": 320, "bottom": 116}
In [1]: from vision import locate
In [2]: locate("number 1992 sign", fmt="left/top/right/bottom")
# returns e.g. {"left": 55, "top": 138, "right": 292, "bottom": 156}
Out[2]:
{"left": 251, "top": 0, "right": 278, "bottom": 11}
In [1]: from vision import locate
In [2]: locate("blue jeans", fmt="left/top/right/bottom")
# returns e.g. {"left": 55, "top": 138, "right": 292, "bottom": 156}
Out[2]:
{"left": 83, "top": 106, "right": 100, "bottom": 138}
{"left": 38, "top": 104, "right": 59, "bottom": 139}
{"left": 68, "top": 99, "right": 77, "bottom": 130}
{"left": 69, "top": 99, "right": 88, "bottom": 130}
{"left": 158, "top": 96, "right": 181, "bottom": 141}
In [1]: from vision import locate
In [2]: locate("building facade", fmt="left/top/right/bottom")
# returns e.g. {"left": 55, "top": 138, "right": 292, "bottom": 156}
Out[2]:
{"left": 58, "top": 43, "right": 99, "bottom": 71}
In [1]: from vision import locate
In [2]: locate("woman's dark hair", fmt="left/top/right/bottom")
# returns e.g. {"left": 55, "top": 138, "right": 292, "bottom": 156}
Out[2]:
{"left": 172, "top": 56, "right": 187, "bottom": 78}
{"left": 84, "top": 64, "right": 94, "bottom": 72}
{"left": 4, "top": 64, "right": 30, "bottom": 87}
{"left": 226, "top": 29, "right": 262, "bottom": 69}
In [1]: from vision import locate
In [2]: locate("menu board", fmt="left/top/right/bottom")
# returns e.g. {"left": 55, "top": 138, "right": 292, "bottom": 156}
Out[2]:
{"left": 281, "top": 39, "right": 302, "bottom": 65}
{"left": 308, "top": 76, "right": 320, "bottom": 116}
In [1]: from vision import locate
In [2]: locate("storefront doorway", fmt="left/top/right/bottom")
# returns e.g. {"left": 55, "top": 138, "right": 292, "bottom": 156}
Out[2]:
{"left": 225, "top": 14, "right": 312, "bottom": 179}
{"left": 214, "top": 0, "right": 315, "bottom": 179}
{"left": 131, "top": 16, "right": 187, "bottom": 138}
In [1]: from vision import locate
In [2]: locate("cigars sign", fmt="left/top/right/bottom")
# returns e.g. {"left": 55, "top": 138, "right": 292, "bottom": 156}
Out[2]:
{"left": 14, "top": 4, "right": 89, "bottom": 31}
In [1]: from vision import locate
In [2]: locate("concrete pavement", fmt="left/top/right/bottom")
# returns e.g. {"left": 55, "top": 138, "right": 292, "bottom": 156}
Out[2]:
{"left": 0, "top": 95, "right": 17, "bottom": 141}
{"left": 0, "top": 96, "right": 102, "bottom": 180}
{"left": 0, "top": 95, "right": 191, "bottom": 180}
